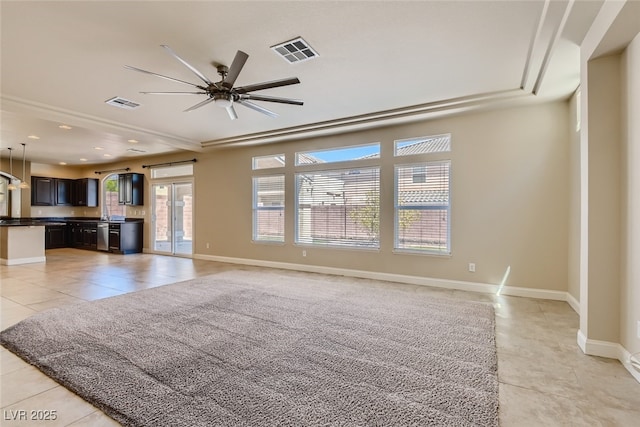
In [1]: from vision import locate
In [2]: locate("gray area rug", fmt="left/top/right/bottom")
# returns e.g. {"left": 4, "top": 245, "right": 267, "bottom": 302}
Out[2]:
{"left": 1, "top": 269, "right": 498, "bottom": 426}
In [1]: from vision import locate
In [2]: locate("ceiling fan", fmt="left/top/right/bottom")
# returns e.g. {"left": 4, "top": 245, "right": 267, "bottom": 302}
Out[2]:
{"left": 125, "top": 45, "right": 303, "bottom": 120}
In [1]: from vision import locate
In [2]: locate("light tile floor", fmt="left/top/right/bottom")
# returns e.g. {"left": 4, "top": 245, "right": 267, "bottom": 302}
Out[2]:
{"left": 1, "top": 248, "right": 639, "bottom": 426}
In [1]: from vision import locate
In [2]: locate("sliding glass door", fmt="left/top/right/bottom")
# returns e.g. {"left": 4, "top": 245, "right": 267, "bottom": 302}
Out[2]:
{"left": 151, "top": 182, "right": 193, "bottom": 256}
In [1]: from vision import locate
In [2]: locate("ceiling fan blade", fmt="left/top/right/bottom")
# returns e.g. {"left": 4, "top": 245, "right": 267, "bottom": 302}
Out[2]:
{"left": 226, "top": 105, "right": 238, "bottom": 120}
{"left": 223, "top": 50, "right": 249, "bottom": 89}
{"left": 237, "top": 100, "right": 278, "bottom": 118}
{"left": 161, "top": 44, "right": 214, "bottom": 86}
{"left": 124, "top": 65, "right": 203, "bottom": 89}
{"left": 141, "top": 91, "right": 208, "bottom": 95}
{"left": 184, "top": 97, "right": 216, "bottom": 112}
{"left": 235, "top": 77, "right": 300, "bottom": 94}
{"left": 239, "top": 94, "right": 303, "bottom": 105}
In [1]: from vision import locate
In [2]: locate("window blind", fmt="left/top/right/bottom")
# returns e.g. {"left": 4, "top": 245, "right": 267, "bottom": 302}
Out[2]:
{"left": 395, "top": 161, "right": 450, "bottom": 254}
{"left": 253, "top": 175, "right": 285, "bottom": 243}
{"left": 296, "top": 167, "right": 380, "bottom": 248}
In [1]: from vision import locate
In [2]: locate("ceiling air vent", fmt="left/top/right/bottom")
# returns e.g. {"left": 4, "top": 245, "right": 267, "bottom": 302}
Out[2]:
{"left": 105, "top": 96, "right": 140, "bottom": 110}
{"left": 271, "top": 37, "right": 318, "bottom": 64}
{"left": 127, "top": 148, "right": 147, "bottom": 153}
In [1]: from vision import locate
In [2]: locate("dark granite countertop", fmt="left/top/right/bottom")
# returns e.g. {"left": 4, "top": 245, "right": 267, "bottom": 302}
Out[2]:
{"left": 0, "top": 217, "right": 143, "bottom": 227}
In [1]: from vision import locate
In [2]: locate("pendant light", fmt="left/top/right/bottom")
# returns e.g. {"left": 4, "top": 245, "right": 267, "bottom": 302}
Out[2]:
{"left": 18, "top": 143, "right": 30, "bottom": 189}
{"left": 7, "top": 147, "right": 17, "bottom": 191}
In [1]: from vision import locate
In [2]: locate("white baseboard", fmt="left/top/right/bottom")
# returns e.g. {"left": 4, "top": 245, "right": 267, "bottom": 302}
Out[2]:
{"left": 1, "top": 256, "right": 46, "bottom": 266}
{"left": 194, "top": 253, "right": 572, "bottom": 302}
{"left": 577, "top": 330, "right": 640, "bottom": 383}
{"left": 566, "top": 292, "right": 580, "bottom": 314}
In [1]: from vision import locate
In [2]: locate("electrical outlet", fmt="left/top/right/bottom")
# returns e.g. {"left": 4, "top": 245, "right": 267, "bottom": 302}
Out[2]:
{"left": 206, "top": 243, "right": 210, "bottom": 249}
{"left": 637, "top": 321, "right": 640, "bottom": 339}
{"left": 302, "top": 250, "right": 307, "bottom": 257}
{"left": 468, "top": 263, "right": 476, "bottom": 272}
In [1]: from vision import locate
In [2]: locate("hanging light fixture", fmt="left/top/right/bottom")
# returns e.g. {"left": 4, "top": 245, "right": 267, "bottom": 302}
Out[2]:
{"left": 7, "top": 147, "right": 17, "bottom": 191}
{"left": 19, "top": 143, "right": 30, "bottom": 189}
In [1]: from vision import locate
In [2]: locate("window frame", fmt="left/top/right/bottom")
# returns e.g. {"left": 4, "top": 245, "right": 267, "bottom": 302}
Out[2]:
{"left": 294, "top": 166, "right": 381, "bottom": 250}
{"left": 252, "top": 174, "right": 285, "bottom": 244}
{"left": 394, "top": 160, "right": 451, "bottom": 256}
{"left": 102, "top": 173, "right": 126, "bottom": 219}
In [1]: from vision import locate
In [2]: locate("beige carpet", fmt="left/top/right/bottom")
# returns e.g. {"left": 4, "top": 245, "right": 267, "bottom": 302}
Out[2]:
{"left": 1, "top": 269, "right": 498, "bottom": 426}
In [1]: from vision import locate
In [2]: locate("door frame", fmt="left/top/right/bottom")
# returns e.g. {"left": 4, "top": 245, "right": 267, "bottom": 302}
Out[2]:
{"left": 150, "top": 179, "right": 194, "bottom": 258}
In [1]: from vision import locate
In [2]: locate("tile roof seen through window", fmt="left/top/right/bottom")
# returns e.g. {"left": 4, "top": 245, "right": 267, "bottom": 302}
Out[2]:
{"left": 399, "top": 190, "right": 449, "bottom": 205}
{"left": 395, "top": 135, "right": 451, "bottom": 156}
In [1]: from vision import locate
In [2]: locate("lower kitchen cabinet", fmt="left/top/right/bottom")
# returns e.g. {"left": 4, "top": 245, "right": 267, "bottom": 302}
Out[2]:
{"left": 45, "top": 225, "right": 68, "bottom": 249}
{"left": 108, "top": 222, "right": 142, "bottom": 254}
{"left": 68, "top": 222, "right": 97, "bottom": 250}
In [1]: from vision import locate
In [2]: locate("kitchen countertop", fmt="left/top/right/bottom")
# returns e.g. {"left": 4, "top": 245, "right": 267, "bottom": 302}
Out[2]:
{"left": 0, "top": 218, "right": 143, "bottom": 227}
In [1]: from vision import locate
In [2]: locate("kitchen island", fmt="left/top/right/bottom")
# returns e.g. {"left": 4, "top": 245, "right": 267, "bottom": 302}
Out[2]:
{"left": 0, "top": 222, "right": 47, "bottom": 265}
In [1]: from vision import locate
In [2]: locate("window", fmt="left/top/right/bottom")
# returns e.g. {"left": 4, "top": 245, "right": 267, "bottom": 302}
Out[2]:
{"left": 0, "top": 175, "right": 9, "bottom": 216}
{"left": 296, "top": 167, "right": 380, "bottom": 248}
{"left": 253, "top": 175, "right": 285, "bottom": 243}
{"left": 103, "top": 174, "right": 125, "bottom": 218}
{"left": 395, "top": 134, "right": 451, "bottom": 156}
{"left": 395, "top": 161, "right": 450, "bottom": 254}
{"left": 252, "top": 154, "right": 285, "bottom": 170}
{"left": 295, "top": 143, "right": 380, "bottom": 165}
{"left": 150, "top": 164, "right": 193, "bottom": 179}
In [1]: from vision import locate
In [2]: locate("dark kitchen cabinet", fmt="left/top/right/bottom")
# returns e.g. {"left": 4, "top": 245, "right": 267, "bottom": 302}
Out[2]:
{"left": 108, "top": 222, "right": 142, "bottom": 254}
{"left": 45, "top": 225, "right": 67, "bottom": 249}
{"left": 32, "top": 177, "right": 98, "bottom": 207}
{"left": 73, "top": 178, "right": 98, "bottom": 207}
{"left": 31, "top": 177, "right": 55, "bottom": 206}
{"left": 55, "top": 179, "right": 73, "bottom": 206}
{"left": 68, "top": 221, "right": 97, "bottom": 249}
{"left": 82, "top": 223, "right": 98, "bottom": 249}
{"left": 118, "top": 173, "right": 144, "bottom": 206}
{"left": 69, "top": 222, "right": 84, "bottom": 247}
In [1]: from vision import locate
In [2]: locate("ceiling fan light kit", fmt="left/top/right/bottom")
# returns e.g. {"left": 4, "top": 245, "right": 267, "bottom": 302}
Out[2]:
{"left": 125, "top": 45, "right": 303, "bottom": 120}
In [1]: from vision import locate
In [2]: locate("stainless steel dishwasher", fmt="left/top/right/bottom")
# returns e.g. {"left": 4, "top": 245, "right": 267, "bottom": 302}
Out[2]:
{"left": 97, "top": 222, "right": 109, "bottom": 251}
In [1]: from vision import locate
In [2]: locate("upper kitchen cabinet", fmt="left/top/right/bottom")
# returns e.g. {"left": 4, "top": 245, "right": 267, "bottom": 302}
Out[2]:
{"left": 73, "top": 178, "right": 99, "bottom": 207}
{"left": 31, "top": 176, "right": 98, "bottom": 207}
{"left": 31, "top": 176, "right": 55, "bottom": 206}
{"left": 118, "top": 173, "right": 144, "bottom": 206}
{"left": 55, "top": 178, "right": 73, "bottom": 206}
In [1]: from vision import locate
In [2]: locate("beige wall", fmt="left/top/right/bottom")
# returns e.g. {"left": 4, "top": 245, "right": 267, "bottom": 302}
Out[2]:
{"left": 578, "top": 0, "right": 640, "bottom": 369}
{"left": 584, "top": 54, "right": 622, "bottom": 343}
{"left": 568, "top": 90, "right": 581, "bottom": 304}
{"left": 621, "top": 32, "right": 640, "bottom": 356}
{"left": 195, "top": 101, "right": 571, "bottom": 292}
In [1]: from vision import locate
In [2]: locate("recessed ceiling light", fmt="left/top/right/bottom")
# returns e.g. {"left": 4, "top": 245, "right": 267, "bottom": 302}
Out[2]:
{"left": 27, "top": 135, "right": 40, "bottom": 139}
{"left": 59, "top": 125, "right": 72, "bottom": 130}
{"left": 59, "top": 162, "right": 67, "bottom": 165}
{"left": 94, "top": 146, "right": 104, "bottom": 150}
{"left": 103, "top": 153, "right": 112, "bottom": 157}
{"left": 80, "top": 158, "right": 88, "bottom": 162}
{"left": 128, "top": 139, "right": 139, "bottom": 143}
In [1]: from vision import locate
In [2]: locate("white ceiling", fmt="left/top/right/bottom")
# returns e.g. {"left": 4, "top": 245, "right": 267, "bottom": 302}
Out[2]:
{"left": 0, "top": 0, "right": 603, "bottom": 166}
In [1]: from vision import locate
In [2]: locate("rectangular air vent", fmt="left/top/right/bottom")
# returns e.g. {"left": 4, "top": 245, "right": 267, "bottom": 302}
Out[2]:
{"left": 105, "top": 96, "right": 140, "bottom": 110}
{"left": 127, "top": 148, "right": 147, "bottom": 153}
{"left": 271, "top": 37, "right": 318, "bottom": 64}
